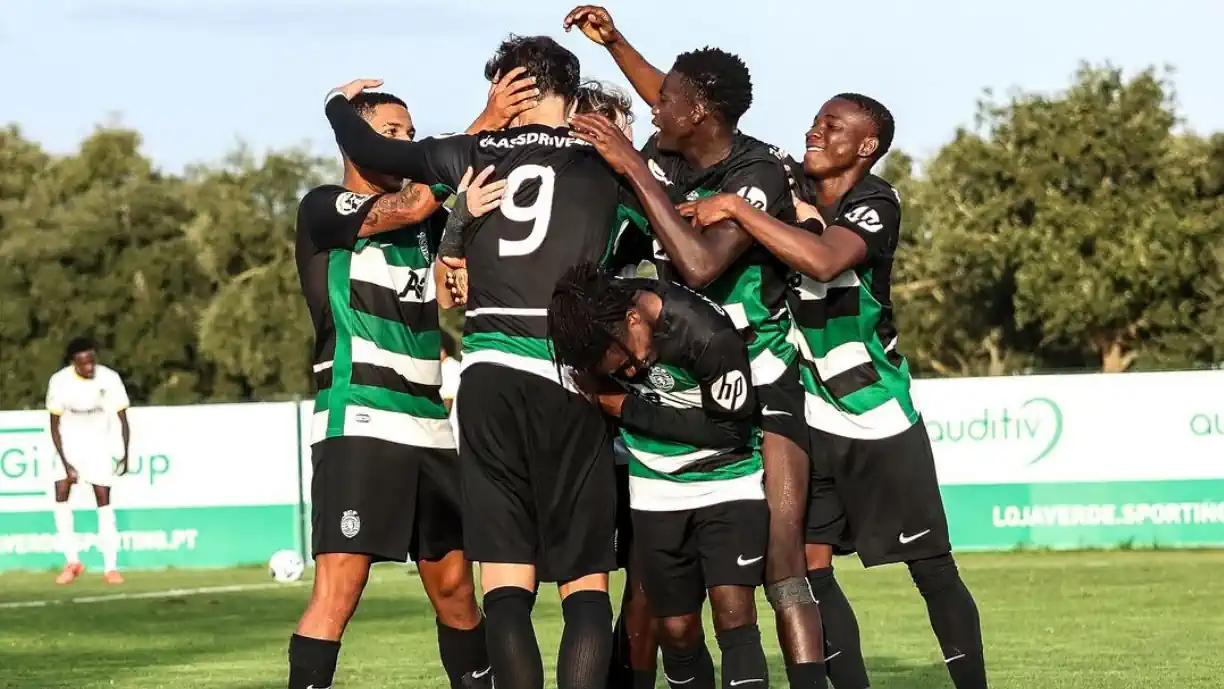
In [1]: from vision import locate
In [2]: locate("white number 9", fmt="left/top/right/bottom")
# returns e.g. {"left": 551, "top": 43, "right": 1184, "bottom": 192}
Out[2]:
{"left": 499, "top": 164, "right": 556, "bottom": 257}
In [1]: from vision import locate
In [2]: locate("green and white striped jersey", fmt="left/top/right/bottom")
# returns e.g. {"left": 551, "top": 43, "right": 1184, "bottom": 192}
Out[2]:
{"left": 296, "top": 185, "right": 452, "bottom": 449}
{"left": 615, "top": 281, "right": 764, "bottom": 511}
{"left": 788, "top": 174, "right": 919, "bottom": 440}
{"left": 637, "top": 134, "right": 799, "bottom": 388}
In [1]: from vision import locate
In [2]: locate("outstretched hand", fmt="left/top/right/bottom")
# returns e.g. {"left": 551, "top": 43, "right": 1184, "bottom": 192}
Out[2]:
{"left": 332, "top": 78, "right": 383, "bottom": 101}
{"left": 569, "top": 113, "right": 642, "bottom": 175}
{"left": 563, "top": 5, "right": 621, "bottom": 45}
{"left": 457, "top": 165, "right": 507, "bottom": 218}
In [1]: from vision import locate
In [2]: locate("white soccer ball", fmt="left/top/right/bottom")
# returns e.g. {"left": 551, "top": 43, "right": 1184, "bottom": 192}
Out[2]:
{"left": 268, "top": 549, "right": 305, "bottom": 584}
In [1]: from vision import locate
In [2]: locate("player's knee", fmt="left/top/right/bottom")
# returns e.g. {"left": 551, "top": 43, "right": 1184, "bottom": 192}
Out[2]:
{"left": 425, "top": 556, "right": 474, "bottom": 601}
{"left": 708, "top": 586, "right": 757, "bottom": 631}
{"left": 311, "top": 554, "right": 371, "bottom": 609}
{"left": 658, "top": 613, "right": 703, "bottom": 649}
{"left": 906, "top": 552, "right": 959, "bottom": 597}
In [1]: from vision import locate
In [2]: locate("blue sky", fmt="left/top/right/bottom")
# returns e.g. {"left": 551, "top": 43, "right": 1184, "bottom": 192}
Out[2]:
{"left": 4, "top": 0, "right": 1222, "bottom": 173}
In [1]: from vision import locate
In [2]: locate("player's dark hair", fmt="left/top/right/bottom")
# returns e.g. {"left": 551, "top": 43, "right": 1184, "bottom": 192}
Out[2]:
{"left": 350, "top": 91, "right": 408, "bottom": 120}
{"left": 574, "top": 80, "right": 635, "bottom": 126}
{"left": 548, "top": 263, "right": 638, "bottom": 374}
{"left": 441, "top": 330, "right": 460, "bottom": 360}
{"left": 485, "top": 34, "right": 581, "bottom": 104}
{"left": 834, "top": 92, "right": 895, "bottom": 160}
{"left": 64, "top": 336, "right": 96, "bottom": 364}
{"left": 672, "top": 47, "right": 753, "bottom": 125}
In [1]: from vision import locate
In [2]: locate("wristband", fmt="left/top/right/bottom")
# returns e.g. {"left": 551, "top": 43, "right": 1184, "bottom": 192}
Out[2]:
{"left": 438, "top": 191, "right": 475, "bottom": 258}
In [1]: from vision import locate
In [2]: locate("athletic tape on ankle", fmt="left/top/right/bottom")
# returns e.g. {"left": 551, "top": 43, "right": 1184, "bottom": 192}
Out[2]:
{"left": 765, "top": 576, "right": 816, "bottom": 610}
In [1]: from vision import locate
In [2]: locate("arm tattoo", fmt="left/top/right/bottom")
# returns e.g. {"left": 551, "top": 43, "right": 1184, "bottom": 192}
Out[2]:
{"left": 361, "top": 184, "right": 434, "bottom": 233}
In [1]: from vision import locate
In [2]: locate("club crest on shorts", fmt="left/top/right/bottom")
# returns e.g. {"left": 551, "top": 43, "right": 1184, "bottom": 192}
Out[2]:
{"left": 340, "top": 510, "right": 361, "bottom": 538}
{"left": 647, "top": 366, "right": 675, "bottom": 392}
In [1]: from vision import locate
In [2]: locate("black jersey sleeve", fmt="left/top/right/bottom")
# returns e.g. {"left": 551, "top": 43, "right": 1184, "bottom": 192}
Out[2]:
{"left": 325, "top": 96, "right": 474, "bottom": 190}
{"left": 722, "top": 159, "right": 793, "bottom": 218}
{"left": 297, "top": 186, "right": 381, "bottom": 251}
{"left": 620, "top": 330, "right": 755, "bottom": 448}
{"left": 830, "top": 195, "right": 900, "bottom": 259}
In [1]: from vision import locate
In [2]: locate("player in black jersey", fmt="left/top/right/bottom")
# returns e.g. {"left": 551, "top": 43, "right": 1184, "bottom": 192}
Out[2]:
{"left": 680, "top": 95, "right": 989, "bottom": 689}
{"left": 565, "top": 9, "right": 825, "bottom": 689}
{"left": 549, "top": 264, "right": 771, "bottom": 689}
{"left": 433, "top": 79, "right": 659, "bottom": 689}
{"left": 290, "top": 82, "right": 539, "bottom": 689}
{"left": 324, "top": 36, "right": 644, "bottom": 689}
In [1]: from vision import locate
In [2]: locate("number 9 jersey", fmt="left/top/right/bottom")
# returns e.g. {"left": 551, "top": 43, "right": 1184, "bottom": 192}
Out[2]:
{"left": 326, "top": 95, "right": 646, "bottom": 384}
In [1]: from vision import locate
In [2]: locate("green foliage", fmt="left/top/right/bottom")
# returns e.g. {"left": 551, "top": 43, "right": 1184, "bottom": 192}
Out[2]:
{"left": 891, "top": 63, "right": 1224, "bottom": 376}
{"left": 1, "top": 62, "right": 1221, "bottom": 409}
{"left": 0, "top": 127, "right": 338, "bottom": 409}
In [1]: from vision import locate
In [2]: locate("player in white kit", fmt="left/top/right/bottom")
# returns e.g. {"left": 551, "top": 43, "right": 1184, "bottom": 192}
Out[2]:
{"left": 47, "top": 337, "right": 132, "bottom": 585}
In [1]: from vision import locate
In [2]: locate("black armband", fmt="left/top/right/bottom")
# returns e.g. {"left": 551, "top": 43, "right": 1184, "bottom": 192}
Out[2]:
{"left": 438, "top": 191, "right": 475, "bottom": 258}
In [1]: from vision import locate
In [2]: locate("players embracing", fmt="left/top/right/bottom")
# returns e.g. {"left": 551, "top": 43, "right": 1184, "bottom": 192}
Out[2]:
{"left": 680, "top": 91, "right": 990, "bottom": 689}
{"left": 295, "top": 8, "right": 988, "bottom": 689}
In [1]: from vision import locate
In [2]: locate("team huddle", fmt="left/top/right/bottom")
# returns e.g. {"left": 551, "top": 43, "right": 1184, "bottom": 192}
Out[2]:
{"left": 290, "top": 6, "right": 987, "bottom": 689}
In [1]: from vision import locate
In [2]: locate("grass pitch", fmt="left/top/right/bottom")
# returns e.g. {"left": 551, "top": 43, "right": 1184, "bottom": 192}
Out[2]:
{"left": 2, "top": 550, "right": 1220, "bottom": 689}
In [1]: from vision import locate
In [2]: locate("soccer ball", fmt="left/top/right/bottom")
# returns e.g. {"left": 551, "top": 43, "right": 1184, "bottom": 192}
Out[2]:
{"left": 268, "top": 549, "right": 305, "bottom": 584}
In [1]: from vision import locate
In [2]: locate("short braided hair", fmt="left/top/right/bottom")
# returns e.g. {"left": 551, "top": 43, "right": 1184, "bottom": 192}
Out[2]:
{"left": 548, "top": 262, "right": 638, "bottom": 374}
{"left": 834, "top": 92, "right": 895, "bottom": 160}
{"left": 672, "top": 47, "right": 753, "bottom": 125}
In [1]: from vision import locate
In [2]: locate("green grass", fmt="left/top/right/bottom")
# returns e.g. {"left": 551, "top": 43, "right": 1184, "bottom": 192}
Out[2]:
{"left": 2, "top": 550, "right": 1221, "bottom": 689}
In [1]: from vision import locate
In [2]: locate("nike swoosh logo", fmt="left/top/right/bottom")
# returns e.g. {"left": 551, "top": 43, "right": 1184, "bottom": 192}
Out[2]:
{"left": 760, "top": 406, "right": 791, "bottom": 417}
{"left": 472, "top": 666, "right": 492, "bottom": 679}
{"left": 944, "top": 653, "right": 966, "bottom": 663}
{"left": 898, "top": 529, "right": 931, "bottom": 544}
{"left": 736, "top": 555, "right": 764, "bottom": 566}
{"left": 823, "top": 651, "right": 842, "bottom": 662}
{"left": 664, "top": 672, "right": 695, "bottom": 685}
{"left": 729, "top": 680, "right": 764, "bottom": 686}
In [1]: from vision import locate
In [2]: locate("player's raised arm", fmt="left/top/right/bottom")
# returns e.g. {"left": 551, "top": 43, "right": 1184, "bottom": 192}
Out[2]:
{"left": 325, "top": 80, "right": 472, "bottom": 190}
{"left": 571, "top": 113, "right": 751, "bottom": 289}
{"left": 564, "top": 5, "right": 665, "bottom": 106}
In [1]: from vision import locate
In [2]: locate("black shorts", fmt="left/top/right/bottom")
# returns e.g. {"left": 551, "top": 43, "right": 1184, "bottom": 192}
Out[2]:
{"left": 633, "top": 500, "right": 769, "bottom": 618}
{"left": 311, "top": 436, "right": 463, "bottom": 564}
{"left": 457, "top": 363, "right": 617, "bottom": 583}
{"left": 805, "top": 418, "right": 951, "bottom": 567}
{"left": 755, "top": 359, "right": 808, "bottom": 450}
{"left": 614, "top": 462, "right": 634, "bottom": 570}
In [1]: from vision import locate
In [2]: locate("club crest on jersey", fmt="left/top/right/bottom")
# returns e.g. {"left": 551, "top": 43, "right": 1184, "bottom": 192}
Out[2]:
{"left": 648, "top": 159, "right": 672, "bottom": 186}
{"left": 340, "top": 510, "right": 361, "bottom": 538}
{"left": 647, "top": 367, "right": 675, "bottom": 392}
{"left": 335, "top": 192, "right": 372, "bottom": 215}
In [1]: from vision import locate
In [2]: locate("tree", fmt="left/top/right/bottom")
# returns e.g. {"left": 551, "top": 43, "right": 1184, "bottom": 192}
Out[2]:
{"left": 894, "top": 64, "right": 1224, "bottom": 375}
